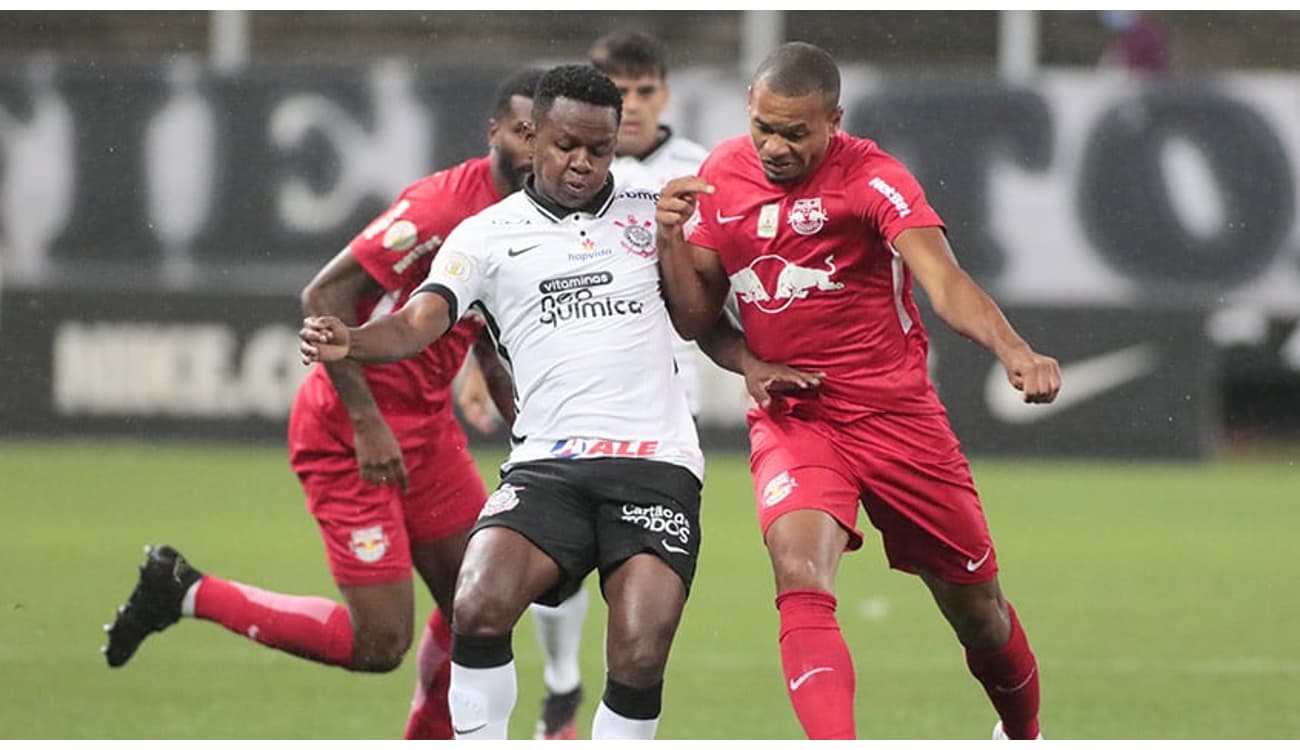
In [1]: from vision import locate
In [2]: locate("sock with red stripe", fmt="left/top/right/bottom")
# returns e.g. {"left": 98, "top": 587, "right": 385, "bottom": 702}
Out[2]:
{"left": 404, "top": 608, "right": 454, "bottom": 739}
{"left": 776, "top": 588, "right": 856, "bottom": 740}
{"left": 191, "top": 575, "right": 353, "bottom": 666}
{"left": 965, "top": 602, "right": 1041, "bottom": 739}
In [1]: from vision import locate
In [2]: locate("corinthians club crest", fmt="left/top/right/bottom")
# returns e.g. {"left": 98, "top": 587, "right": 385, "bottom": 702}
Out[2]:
{"left": 788, "top": 197, "right": 828, "bottom": 236}
{"left": 615, "top": 215, "right": 655, "bottom": 257}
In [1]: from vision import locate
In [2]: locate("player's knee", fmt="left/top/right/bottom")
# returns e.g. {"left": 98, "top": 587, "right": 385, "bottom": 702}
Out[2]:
{"left": 952, "top": 600, "right": 1010, "bottom": 650}
{"left": 770, "top": 550, "right": 836, "bottom": 591}
{"left": 450, "top": 589, "right": 515, "bottom": 637}
{"left": 351, "top": 623, "right": 412, "bottom": 673}
{"left": 607, "top": 618, "right": 676, "bottom": 685}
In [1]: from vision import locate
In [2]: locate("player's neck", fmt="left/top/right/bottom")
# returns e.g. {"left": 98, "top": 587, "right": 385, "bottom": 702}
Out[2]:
{"left": 524, "top": 174, "right": 616, "bottom": 219}
{"left": 627, "top": 125, "right": 672, "bottom": 162}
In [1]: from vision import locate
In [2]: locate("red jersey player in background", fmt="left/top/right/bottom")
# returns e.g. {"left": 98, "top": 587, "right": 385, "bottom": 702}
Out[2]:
{"left": 103, "top": 67, "right": 543, "bottom": 740}
{"left": 655, "top": 43, "right": 1061, "bottom": 740}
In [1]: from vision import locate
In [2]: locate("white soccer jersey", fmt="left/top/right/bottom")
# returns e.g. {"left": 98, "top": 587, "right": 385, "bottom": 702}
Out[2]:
{"left": 612, "top": 127, "right": 710, "bottom": 415}
{"left": 418, "top": 175, "right": 703, "bottom": 481}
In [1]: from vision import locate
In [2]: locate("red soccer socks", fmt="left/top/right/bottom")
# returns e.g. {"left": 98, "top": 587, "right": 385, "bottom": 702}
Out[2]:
{"left": 965, "top": 602, "right": 1041, "bottom": 740}
{"left": 404, "top": 608, "right": 454, "bottom": 739}
{"left": 193, "top": 575, "right": 353, "bottom": 666}
{"left": 776, "top": 588, "right": 857, "bottom": 740}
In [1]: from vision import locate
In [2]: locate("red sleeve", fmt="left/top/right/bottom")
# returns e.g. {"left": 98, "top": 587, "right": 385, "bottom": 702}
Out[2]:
{"left": 858, "top": 153, "right": 945, "bottom": 244}
{"left": 683, "top": 152, "right": 721, "bottom": 252}
{"left": 348, "top": 182, "right": 458, "bottom": 293}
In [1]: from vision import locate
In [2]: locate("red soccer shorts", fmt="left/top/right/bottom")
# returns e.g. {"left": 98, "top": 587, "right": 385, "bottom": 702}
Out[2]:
{"left": 748, "top": 407, "right": 998, "bottom": 585}
{"left": 289, "top": 400, "right": 488, "bottom": 588}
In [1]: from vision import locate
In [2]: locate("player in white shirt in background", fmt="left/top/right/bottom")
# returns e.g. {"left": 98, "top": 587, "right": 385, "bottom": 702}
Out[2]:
{"left": 526, "top": 31, "right": 712, "bottom": 740}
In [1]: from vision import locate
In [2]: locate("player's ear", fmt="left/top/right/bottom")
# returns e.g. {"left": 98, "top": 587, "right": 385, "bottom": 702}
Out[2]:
{"left": 522, "top": 120, "right": 536, "bottom": 147}
{"left": 486, "top": 117, "right": 501, "bottom": 144}
{"left": 828, "top": 105, "right": 844, "bottom": 135}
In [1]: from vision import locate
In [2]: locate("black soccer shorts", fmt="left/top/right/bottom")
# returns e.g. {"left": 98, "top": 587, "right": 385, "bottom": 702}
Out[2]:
{"left": 472, "top": 457, "right": 702, "bottom": 606}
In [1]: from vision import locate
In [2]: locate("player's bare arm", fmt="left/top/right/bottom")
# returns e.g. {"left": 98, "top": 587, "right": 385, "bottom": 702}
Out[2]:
{"left": 894, "top": 226, "right": 1061, "bottom": 404}
{"left": 655, "top": 176, "right": 730, "bottom": 339}
{"left": 301, "top": 247, "right": 410, "bottom": 489}
{"left": 300, "top": 290, "right": 453, "bottom": 366}
{"left": 471, "top": 333, "right": 518, "bottom": 428}
{"left": 697, "top": 314, "right": 825, "bottom": 409}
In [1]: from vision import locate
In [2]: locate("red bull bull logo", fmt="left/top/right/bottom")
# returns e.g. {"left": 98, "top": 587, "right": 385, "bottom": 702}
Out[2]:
{"left": 729, "top": 254, "right": 845, "bottom": 314}
{"left": 349, "top": 525, "right": 389, "bottom": 563}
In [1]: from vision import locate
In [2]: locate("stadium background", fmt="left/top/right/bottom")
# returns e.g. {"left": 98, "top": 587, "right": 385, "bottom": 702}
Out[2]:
{"left": 2, "top": 10, "right": 1297, "bottom": 739}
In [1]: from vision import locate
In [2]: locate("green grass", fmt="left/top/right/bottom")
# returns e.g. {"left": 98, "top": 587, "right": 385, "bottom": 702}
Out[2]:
{"left": 2, "top": 441, "right": 1298, "bottom": 738}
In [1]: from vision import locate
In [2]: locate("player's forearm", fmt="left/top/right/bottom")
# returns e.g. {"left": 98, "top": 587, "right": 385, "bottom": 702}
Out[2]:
{"left": 931, "top": 274, "right": 1032, "bottom": 363}
{"left": 656, "top": 232, "right": 721, "bottom": 340}
{"left": 696, "top": 314, "right": 756, "bottom": 376}
{"left": 472, "top": 338, "right": 518, "bottom": 427}
{"left": 347, "top": 306, "right": 445, "bottom": 364}
{"left": 301, "top": 275, "right": 384, "bottom": 420}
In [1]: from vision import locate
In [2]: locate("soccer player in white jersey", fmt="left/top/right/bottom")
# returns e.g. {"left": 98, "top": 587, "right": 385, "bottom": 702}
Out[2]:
{"left": 516, "top": 31, "right": 716, "bottom": 741}
{"left": 299, "top": 64, "right": 784, "bottom": 741}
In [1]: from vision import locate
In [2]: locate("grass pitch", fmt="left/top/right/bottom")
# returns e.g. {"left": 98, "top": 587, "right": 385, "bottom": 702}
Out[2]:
{"left": 1, "top": 441, "right": 1296, "bottom": 739}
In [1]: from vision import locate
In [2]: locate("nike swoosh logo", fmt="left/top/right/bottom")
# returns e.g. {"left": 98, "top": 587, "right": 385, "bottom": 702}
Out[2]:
{"left": 985, "top": 343, "right": 1159, "bottom": 425}
{"left": 716, "top": 211, "right": 745, "bottom": 225}
{"left": 789, "top": 666, "right": 833, "bottom": 691}
{"left": 965, "top": 548, "right": 992, "bottom": 572}
{"left": 454, "top": 723, "right": 488, "bottom": 736}
{"left": 661, "top": 539, "right": 689, "bottom": 555}
{"left": 507, "top": 243, "right": 541, "bottom": 257}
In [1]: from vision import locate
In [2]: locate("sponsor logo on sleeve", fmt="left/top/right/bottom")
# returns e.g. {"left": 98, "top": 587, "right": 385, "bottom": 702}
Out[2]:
{"left": 436, "top": 250, "right": 473, "bottom": 282}
{"left": 361, "top": 199, "right": 411, "bottom": 240}
{"left": 869, "top": 176, "right": 912, "bottom": 218}
{"left": 381, "top": 219, "right": 419, "bottom": 251}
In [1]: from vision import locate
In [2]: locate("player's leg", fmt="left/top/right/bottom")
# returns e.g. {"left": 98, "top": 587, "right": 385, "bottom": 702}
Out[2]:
{"left": 597, "top": 554, "right": 686, "bottom": 740}
{"left": 528, "top": 590, "right": 588, "bottom": 739}
{"left": 450, "top": 464, "right": 596, "bottom": 740}
{"left": 103, "top": 477, "right": 414, "bottom": 671}
{"left": 920, "top": 572, "right": 1041, "bottom": 740}
{"left": 402, "top": 436, "right": 485, "bottom": 740}
{"left": 856, "top": 412, "right": 1041, "bottom": 739}
{"left": 749, "top": 411, "right": 864, "bottom": 739}
{"left": 589, "top": 457, "right": 702, "bottom": 740}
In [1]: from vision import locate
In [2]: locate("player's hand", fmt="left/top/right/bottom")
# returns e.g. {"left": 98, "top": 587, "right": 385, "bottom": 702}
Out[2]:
{"left": 656, "top": 176, "right": 715, "bottom": 235}
{"left": 1003, "top": 349, "right": 1062, "bottom": 404}
{"left": 455, "top": 361, "right": 498, "bottom": 435}
{"left": 741, "top": 356, "right": 825, "bottom": 410}
{"left": 300, "top": 316, "right": 350, "bottom": 364}
{"left": 351, "top": 413, "right": 409, "bottom": 491}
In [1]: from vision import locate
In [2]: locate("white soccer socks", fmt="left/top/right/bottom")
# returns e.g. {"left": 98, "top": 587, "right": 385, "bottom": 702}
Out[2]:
{"left": 530, "top": 587, "right": 589, "bottom": 695}
{"left": 449, "top": 632, "right": 517, "bottom": 740}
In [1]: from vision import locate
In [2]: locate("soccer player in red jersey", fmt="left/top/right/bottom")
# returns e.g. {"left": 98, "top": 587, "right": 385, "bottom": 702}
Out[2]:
{"left": 655, "top": 43, "right": 1061, "bottom": 740}
{"left": 103, "top": 67, "right": 543, "bottom": 740}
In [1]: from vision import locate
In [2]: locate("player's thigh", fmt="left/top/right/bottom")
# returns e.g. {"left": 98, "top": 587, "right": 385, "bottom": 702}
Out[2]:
{"left": 468, "top": 461, "right": 598, "bottom": 608}
{"left": 300, "top": 465, "right": 415, "bottom": 589}
{"left": 851, "top": 412, "right": 998, "bottom": 585}
{"left": 748, "top": 409, "right": 864, "bottom": 552}
{"left": 338, "top": 577, "right": 416, "bottom": 646}
{"left": 403, "top": 440, "right": 487, "bottom": 610}
{"left": 590, "top": 458, "right": 702, "bottom": 603}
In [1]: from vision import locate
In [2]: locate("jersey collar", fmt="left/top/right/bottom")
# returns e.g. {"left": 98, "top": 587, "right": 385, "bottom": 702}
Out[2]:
{"left": 523, "top": 174, "right": 616, "bottom": 223}
{"left": 634, "top": 125, "right": 673, "bottom": 162}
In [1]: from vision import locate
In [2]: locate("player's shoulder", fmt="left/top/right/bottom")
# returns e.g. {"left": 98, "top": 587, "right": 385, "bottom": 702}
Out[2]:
{"left": 834, "top": 133, "right": 913, "bottom": 177}
{"left": 611, "top": 173, "right": 661, "bottom": 208}
{"left": 403, "top": 155, "right": 493, "bottom": 200}
{"left": 661, "top": 134, "right": 710, "bottom": 166}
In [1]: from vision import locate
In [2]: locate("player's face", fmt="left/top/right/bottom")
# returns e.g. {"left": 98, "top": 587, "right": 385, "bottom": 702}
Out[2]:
{"left": 487, "top": 94, "right": 535, "bottom": 194}
{"left": 747, "top": 80, "right": 843, "bottom": 184}
{"left": 529, "top": 97, "right": 619, "bottom": 209}
{"left": 608, "top": 73, "right": 669, "bottom": 158}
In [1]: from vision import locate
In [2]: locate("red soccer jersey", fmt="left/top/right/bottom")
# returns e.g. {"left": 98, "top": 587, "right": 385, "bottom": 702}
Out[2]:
{"left": 690, "top": 132, "right": 947, "bottom": 418}
{"left": 299, "top": 156, "right": 497, "bottom": 424}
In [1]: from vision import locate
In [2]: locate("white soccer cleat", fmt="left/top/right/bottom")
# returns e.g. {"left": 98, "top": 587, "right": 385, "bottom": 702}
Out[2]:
{"left": 992, "top": 721, "right": 1044, "bottom": 740}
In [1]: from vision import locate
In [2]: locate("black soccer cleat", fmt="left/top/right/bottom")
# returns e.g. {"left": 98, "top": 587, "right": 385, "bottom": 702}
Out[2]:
{"left": 534, "top": 685, "right": 583, "bottom": 740}
{"left": 102, "top": 544, "right": 202, "bottom": 668}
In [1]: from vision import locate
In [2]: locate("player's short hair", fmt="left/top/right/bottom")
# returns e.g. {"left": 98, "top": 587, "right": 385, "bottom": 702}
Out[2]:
{"left": 532, "top": 64, "right": 624, "bottom": 126}
{"left": 589, "top": 30, "right": 668, "bottom": 80}
{"left": 491, "top": 67, "right": 546, "bottom": 119}
{"left": 752, "top": 41, "right": 841, "bottom": 111}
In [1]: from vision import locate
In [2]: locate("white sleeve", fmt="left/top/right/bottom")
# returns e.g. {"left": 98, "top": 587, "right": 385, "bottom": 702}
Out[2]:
{"left": 415, "top": 221, "right": 487, "bottom": 322}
